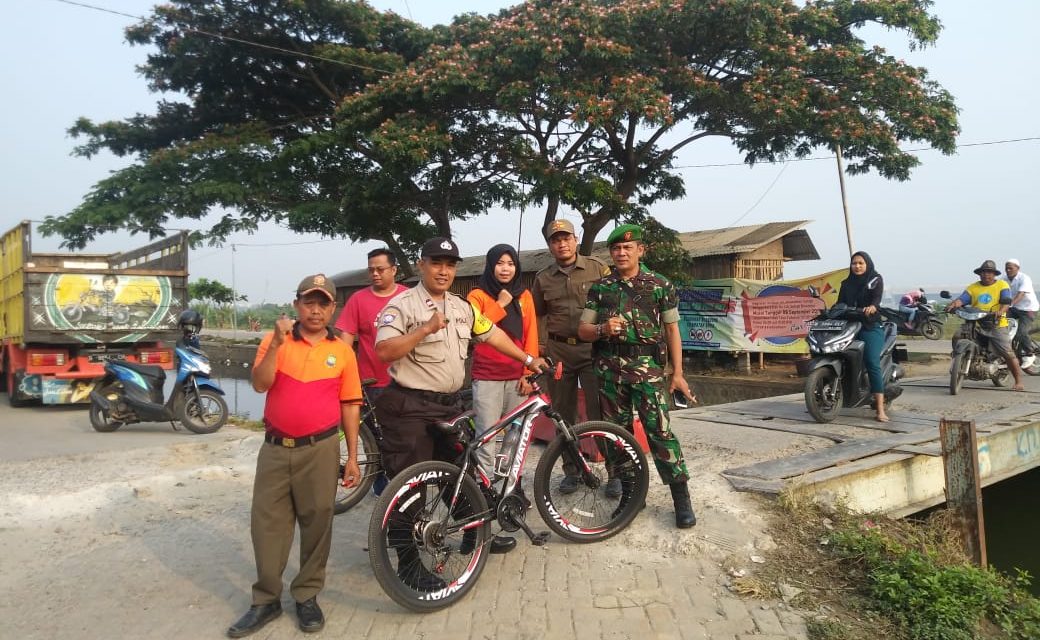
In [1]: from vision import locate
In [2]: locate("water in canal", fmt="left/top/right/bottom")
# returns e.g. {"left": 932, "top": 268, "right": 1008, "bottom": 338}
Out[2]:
{"left": 215, "top": 370, "right": 1040, "bottom": 593}
{"left": 983, "top": 467, "right": 1040, "bottom": 595}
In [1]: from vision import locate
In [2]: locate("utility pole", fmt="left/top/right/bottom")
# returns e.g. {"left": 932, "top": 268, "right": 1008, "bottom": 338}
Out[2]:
{"left": 230, "top": 244, "right": 238, "bottom": 335}
{"left": 835, "top": 145, "right": 854, "bottom": 257}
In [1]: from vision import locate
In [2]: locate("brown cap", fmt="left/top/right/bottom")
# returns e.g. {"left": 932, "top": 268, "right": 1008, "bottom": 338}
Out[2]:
{"left": 544, "top": 219, "right": 575, "bottom": 240}
{"left": 296, "top": 273, "right": 336, "bottom": 300}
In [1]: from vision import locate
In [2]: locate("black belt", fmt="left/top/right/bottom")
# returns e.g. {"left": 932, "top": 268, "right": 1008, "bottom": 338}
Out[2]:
{"left": 264, "top": 425, "right": 339, "bottom": 448}
{"left": 389, "top": 381, "right": 461, "bottom": 407}
{"left": 548, "top": 332, "right": 581, "bottom": 345}
{"left": 598, "top": 342, "right": 658, "bottom": 357}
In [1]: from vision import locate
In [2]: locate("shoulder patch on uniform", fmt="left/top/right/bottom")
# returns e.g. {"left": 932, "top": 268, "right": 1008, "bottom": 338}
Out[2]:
{"left": 470, "top": 302, "right": 493, "bottom": 335}
{"left": 380, "top": 311, "right": 398, "bottom": 325}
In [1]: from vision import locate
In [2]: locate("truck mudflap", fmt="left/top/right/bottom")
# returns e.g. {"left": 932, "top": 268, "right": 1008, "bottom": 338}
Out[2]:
{"left": 8, "top": 370, "right": 41, "bottom": 407}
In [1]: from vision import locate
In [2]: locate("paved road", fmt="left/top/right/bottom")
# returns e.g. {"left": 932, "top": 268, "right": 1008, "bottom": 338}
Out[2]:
{"left": 4, "top": 339, "right": 1032, "bottom": 640}
{"left": 1, "top": 399, "right": 810, "bottom": 640}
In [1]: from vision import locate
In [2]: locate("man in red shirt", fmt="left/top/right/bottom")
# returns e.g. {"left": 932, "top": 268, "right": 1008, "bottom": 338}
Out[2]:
{"left": 335, "top": 248, "right": 408, "bottom": 392}
{"left": 227, "top": 274, "right": 362, "bottom": 638}
{"left": 334, "top": 248, "right": 408, "bottom": 496}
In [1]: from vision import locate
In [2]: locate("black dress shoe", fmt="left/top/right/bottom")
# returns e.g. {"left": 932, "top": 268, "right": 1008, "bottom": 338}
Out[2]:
{"left": 227, "top": 602, "right": 282, "bottom": 638}
{"left": 296, "top": 597, "right": 325, "bottom": 633}
{"left": 489, "top": 535, "right": 517, "bottom": 554}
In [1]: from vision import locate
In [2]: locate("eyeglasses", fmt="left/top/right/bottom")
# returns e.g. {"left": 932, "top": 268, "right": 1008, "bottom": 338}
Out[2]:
{"left": 367, "top": 266, "right": 395, "bottom": 275}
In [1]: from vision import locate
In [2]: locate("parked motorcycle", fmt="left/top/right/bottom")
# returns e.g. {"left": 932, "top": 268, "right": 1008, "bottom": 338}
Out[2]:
{"left": 88, "top": 310, "right": 228, "bottom": 434}
{"left": 940, "top": 292, "right": 1030, "bottom": 393}
{"left": 804, "top": 289, "right": 908, "bottom": 423}
{"left": 880, "top": 295, "right": 944, "bottom": 340}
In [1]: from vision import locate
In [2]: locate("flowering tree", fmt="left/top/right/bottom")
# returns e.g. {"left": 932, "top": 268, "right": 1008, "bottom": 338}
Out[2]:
{"left": 351, "top": 0, "right": 959, "bottom": 253}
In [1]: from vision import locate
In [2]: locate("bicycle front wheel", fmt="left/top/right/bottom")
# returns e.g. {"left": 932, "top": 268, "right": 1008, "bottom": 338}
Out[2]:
{"left": 334, "top": 421, "right": 380, "bottom": 514}
{"left": 368, "top": 461, "right": 490, "bottom": 612}
{"left": 533, "top": 421, "right": 650, "bottom": 543}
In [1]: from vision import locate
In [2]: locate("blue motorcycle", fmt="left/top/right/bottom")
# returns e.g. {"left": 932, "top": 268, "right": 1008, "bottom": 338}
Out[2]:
{"left": 88, "top": 310, "right": 228, "bottom": 434}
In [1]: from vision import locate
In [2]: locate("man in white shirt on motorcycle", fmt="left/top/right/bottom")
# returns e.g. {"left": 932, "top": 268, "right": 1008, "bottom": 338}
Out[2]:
{"left": 1002, "top": 259, "right": 1038, "bottom": 364}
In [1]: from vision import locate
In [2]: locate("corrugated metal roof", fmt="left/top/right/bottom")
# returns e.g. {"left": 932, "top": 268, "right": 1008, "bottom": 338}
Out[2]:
{"left": 332, "top": 220, "right": 817, "bottom": 287}
{"left": 678, "top": 220, "right": 815, "bottom": 258}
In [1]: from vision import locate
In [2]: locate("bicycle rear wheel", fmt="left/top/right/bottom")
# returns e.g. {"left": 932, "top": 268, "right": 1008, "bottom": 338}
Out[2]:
{"left": 334, "top": 421, "right": 380, "bottom": 514}
{"left": 368, "top": 461, "right": 490, "bottom": 612}
{"left": 533, "top": 421, "right": 650, "bottom": 543}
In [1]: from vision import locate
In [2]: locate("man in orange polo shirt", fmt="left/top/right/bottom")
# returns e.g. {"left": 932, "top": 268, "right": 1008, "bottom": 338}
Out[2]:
{"left": 227, "top": 274, "right": 362, "bottom": 638}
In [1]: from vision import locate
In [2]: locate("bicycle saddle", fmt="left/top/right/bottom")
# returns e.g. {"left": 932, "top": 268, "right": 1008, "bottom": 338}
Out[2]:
{"left": 430, "top": 410, "right": 477, "bottom": 438}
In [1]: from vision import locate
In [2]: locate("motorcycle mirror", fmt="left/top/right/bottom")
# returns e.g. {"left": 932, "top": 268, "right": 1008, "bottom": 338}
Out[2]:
{"left": 939, "top": 290, "right": 951, "bottom": 299}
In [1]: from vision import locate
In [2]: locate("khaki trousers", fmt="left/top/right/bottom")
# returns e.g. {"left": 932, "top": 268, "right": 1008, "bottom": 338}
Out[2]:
{"left": 250, "top": 434, "right": 339, "bottom": 604}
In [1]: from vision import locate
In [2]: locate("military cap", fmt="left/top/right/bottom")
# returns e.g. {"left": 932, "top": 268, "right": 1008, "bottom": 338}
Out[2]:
{"left": 607, "top": 224, "right": 644, "bottom": 245}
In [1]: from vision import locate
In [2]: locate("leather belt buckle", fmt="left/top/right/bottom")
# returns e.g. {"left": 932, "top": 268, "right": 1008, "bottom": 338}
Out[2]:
{"left": 565, "top": 337, "right": 577, "bottom": 345}
{"left": 283, "top": 437, "right": 296, "bottom": 448}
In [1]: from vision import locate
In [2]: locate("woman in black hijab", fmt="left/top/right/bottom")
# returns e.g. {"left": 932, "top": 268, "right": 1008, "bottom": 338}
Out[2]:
{"left": 837, "top": 251, "right": 889, "bottom": 422}
{"left": 466, "top": 243, "right": 539, "bottom": 470}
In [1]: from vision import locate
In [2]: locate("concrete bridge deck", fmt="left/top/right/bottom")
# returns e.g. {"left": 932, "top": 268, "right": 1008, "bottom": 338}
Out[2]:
{"left": 676, "top": 371, "right": 1040, "bottom": 517}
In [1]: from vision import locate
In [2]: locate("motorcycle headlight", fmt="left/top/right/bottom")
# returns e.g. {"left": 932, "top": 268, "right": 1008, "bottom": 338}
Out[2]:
{"left": 821, "top": 335, "right": 853, "bottom": 353}
{"left": 197, "top": 361, "right": 211, "bottom": 375}
{"left": 821, "top": 326, "right": 857, "bottom": 353}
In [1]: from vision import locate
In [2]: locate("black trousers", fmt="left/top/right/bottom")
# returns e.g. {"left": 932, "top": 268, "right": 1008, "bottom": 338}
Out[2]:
{"left": 374, "top": 384, "right": 464, "bottom": 479}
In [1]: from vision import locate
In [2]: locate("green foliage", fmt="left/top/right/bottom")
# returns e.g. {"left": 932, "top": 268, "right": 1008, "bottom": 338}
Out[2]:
{"left": 43, "top": 0, "right": 959, "bottom": 264}
{"left": 832, "top": 523, "right": 1040, "bottom": 640}
{"left": 624, "top": 214, "right": 695, "bottom": 285}
{"left": 188, "top": 277, "right": 245, "bottom": 306}
{"left": 807, "top": 617, "right": 852, "bottom": 640}
{"left": 359, "top": 0, "right": 959, "bottom": 253}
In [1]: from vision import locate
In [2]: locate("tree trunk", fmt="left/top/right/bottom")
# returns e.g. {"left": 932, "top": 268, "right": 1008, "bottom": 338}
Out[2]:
{"left": 383, "top": 235, "right": 415, "bottom": 280}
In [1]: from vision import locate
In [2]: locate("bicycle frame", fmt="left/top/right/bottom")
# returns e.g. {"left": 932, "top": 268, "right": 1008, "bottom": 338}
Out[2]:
{"left": 438, "top": 374, "right": 589, "bottom": 538}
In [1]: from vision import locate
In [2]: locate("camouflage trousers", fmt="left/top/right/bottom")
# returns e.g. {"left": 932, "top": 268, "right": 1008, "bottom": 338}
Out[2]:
{"left": 599, "top": 377, "right": 689, "bottom": 485}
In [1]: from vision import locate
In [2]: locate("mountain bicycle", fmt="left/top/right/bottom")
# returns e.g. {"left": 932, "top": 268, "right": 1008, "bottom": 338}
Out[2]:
{"left": 334, "top": 383, "right": 475, "bottom": 514}
{"left": 333, "top": 379, "right": 384, "bottom": 514}
{"left": 367, "top": 363, "right": 650, "bottom": 611}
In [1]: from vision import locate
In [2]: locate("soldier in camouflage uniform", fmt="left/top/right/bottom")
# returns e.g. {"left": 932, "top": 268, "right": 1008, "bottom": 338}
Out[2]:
{"left": 577, "top": 224, "right": 697, "bottom": 528}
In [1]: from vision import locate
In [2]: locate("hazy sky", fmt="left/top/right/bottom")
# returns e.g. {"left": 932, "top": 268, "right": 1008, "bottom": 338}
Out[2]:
{"left": 3, "top": 1, "right": 1037, "bottom": 304}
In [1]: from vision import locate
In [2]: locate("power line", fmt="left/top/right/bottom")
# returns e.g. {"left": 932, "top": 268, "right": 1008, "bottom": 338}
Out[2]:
{"left": 727, "top": 163, "right": 789, "bottom": 228}
{"left": 674, "top": 136, "right": 1040, "bottom": 169}
{"left": 233, "top": 238, "right": 340, "bottom": 248}
{"left": 52, "top": 0, "right": 395, "bottom": 75}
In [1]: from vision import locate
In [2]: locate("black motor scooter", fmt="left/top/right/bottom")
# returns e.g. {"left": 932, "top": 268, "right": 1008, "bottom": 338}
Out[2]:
{"left": 804, "top": 290, "right": 909, "bottom": 423}
{"left": 880, "top": 294, "right": 944, "bottom": 340}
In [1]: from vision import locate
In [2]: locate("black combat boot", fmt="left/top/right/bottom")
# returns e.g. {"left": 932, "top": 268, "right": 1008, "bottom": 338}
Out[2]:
{"left": 669, "top": 482, "right": 697, "bottom": 529}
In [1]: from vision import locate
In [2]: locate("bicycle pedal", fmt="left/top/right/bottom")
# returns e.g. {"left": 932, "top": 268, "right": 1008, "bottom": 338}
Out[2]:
{"left": 531, "top": 531, "right": 551, "bottom": 546}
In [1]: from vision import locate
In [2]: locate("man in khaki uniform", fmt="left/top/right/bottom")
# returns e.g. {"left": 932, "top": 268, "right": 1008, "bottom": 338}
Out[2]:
{"left": 531, "top": 219, "right": 611, "bottom": 493}
{"left": 373, "top": 237, "right": 548, "bottom": 587}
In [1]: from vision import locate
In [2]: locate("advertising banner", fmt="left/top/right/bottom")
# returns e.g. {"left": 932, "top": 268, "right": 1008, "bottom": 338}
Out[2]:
{"left": 678, "top": 269, "right": 846, "bottom": 353}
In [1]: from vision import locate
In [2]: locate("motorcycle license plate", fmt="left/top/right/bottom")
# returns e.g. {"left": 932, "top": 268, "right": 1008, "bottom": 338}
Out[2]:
{"left": 811, "top": 319, "right": 846, "bottom": 330}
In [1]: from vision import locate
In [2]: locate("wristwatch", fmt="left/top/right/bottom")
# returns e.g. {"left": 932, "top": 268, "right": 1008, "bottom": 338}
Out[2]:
{"left": 523, "top": 353, "right": 534, "bottom": 367}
